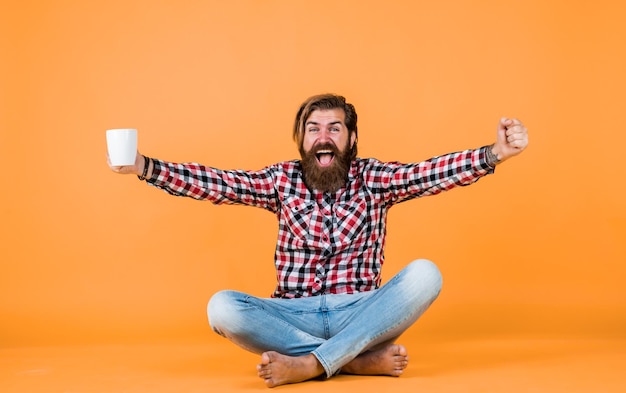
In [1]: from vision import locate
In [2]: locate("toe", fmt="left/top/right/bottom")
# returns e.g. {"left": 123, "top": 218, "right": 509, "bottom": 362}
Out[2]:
{"left": 261, "top": 352, "right": 272, "bottom": 365}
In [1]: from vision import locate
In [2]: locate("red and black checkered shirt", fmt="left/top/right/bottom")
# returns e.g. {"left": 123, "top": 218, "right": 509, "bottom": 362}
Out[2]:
{"left": 147, "top": 146, "right": 494, "bottom": 298}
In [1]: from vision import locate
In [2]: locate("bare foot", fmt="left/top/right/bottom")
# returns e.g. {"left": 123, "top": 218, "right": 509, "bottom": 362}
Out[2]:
{"left": 341, "top": 344, "right": 409, "bottom": 376}
{"left": 256, "top": 351, "right": 325, "bottom": 388}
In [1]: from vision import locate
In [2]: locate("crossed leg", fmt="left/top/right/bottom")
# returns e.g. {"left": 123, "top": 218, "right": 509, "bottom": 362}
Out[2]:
{"left": 209, "top": 259, "right": 441, "bottom": 388}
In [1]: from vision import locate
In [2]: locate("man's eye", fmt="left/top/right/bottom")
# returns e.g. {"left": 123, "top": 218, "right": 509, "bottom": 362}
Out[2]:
{"left": 330, "top": 128, "right": 339, "bottom": 132}
{"left": 308, "top": 128, "right": 319, "bottom": 132}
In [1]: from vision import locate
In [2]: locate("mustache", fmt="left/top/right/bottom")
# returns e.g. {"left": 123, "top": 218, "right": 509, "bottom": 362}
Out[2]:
{"left": 311, "top": 142, "right": 340, "bottom": 154}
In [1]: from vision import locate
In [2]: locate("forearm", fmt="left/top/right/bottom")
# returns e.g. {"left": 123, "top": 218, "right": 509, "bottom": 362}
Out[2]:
{"left": 422, "top": 146, "right": 495, "bottom": 191}
{"left": 143, "top": 158, "right": 226, "bottom": 201}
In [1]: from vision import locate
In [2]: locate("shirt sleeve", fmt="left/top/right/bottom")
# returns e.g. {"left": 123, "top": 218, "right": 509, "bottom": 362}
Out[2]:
{"left": 364, "top": 145, "right": 495, "bottom": 206}
{"left": 145, "top": 159, "right": 280, "bottom": 213}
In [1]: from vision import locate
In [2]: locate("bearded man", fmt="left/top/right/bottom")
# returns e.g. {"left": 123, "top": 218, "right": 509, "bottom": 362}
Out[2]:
{"left": 108, "top": 94, "right": 529, "bottom": 388}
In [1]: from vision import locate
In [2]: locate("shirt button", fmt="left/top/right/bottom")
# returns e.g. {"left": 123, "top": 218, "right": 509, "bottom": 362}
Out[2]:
{"left": 322, "top": 235, "right": 329, "bottom": 242}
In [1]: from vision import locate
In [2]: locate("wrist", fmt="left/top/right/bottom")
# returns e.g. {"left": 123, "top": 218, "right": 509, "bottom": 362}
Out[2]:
{"left": 138, "top": 155, "right": 151, "bottom": 180}
{"left": 485, "top": 144, "right": 501, "bottom": 168}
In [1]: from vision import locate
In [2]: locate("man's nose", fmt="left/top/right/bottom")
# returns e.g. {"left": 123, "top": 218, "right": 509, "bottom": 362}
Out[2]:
{"left": 317, "top": 128, "right": 331, "bottom": 143}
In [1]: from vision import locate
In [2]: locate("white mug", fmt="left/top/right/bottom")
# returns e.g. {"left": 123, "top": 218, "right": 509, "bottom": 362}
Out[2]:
{"left": 106, "top": 129, "right": 137, "bottom": 166}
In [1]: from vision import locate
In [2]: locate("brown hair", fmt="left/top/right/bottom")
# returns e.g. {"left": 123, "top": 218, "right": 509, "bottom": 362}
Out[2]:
{"left": 293, "top": 94, "right": 358, "bottom": 160}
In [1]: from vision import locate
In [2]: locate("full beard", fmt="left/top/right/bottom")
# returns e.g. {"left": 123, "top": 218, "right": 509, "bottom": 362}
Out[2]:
{"left": 300, "top": 141, "right": 352, "bottom": 193}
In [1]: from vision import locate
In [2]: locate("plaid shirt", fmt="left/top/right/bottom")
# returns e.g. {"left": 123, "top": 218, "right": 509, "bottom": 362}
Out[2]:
{"left": 147, "top": 146, "right": 494, "bottom": 298}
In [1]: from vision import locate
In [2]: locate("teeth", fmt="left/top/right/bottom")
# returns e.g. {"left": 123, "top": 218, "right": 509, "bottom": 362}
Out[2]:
{"left": 317, "top": 150, "right": 332, "bottom": 154}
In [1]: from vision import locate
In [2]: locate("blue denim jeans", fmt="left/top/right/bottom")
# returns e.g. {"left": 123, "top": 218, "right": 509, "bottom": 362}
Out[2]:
{"left": 207, "top": 259, "right": 442, "bottom": 377}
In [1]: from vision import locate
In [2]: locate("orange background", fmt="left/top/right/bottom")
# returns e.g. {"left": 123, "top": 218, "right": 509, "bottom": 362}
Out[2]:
{"left": 1, "top": 0, "right": 625, "bottom": 350}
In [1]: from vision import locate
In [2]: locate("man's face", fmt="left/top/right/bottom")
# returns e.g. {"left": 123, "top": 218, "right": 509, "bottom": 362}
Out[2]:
{"left": 300, "top": 108, "right": 356, "bottom": 192}
{"left": 301, "top": 108, "right": 355, "bottom": 163}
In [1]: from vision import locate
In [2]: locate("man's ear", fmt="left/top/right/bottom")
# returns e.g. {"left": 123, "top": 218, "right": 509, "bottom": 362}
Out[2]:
{"left": 350, "top": 132, "right": 357, "bottom": 148}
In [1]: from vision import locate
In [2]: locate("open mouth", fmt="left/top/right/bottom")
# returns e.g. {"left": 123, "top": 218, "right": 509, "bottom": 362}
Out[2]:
{"left": 315, "top": 150, "right": 335, "bottom": 167}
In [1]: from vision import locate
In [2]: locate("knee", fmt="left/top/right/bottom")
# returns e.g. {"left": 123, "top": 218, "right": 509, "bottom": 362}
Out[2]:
{"left": 404, "top": 258, "right": 443, "bottom": 298}
{"left": 207, "top": 290, "right": 241, "bottom": 334}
